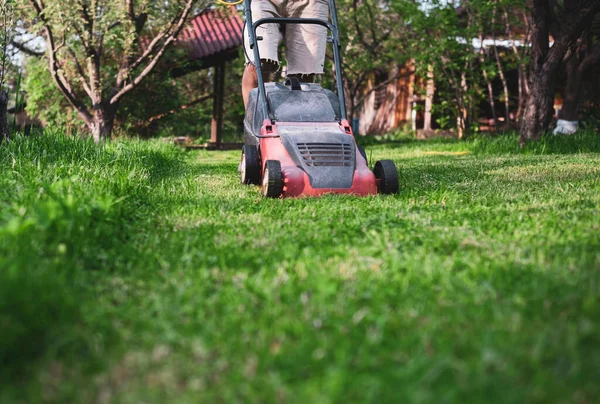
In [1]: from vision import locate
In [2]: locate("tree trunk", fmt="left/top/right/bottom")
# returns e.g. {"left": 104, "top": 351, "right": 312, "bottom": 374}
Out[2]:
{"left": 492, "top": 42, "right": 511, "bottom": 128}
{"left": 479, "top": 37, "right": 497, "bottom": 128}
{"left": 457, "top": 71, "right": 469, "bottom": 139}
{"left": 484, "top": 72, "right": 497, "bottom": 129}
{"left": 423, "top": 65, "right": 434, "bottom": 132}
{"left": 559, "top": 40, "right": 600, "bottom": 122}
{"left": 492, "top": 5, "right": 510, "bottom": 128}
{"left": 520, "top": 0, "right": 555, "bottom": 145}
{"left": 210, "top": 62, "right": 225, "bottom": 147}
{"left": 559, "top": 55, "right": 583, "bottom": 121}
{"left": 89, "top": 105, "right": 117, "bottom": 143}
{"left": 0, "top": 90, "right": 8, "bottom": 142}
{"left": 519, "top": 65, "right": 557, "bottom": 145}
{"left": 505, "top": 10, "right": 529, "bottom": 122}
{"left": 520, "top": 0, "right": 600, "bottom": 144}
{"left": 516, "top": 65, "right": 527, "bottom": 121}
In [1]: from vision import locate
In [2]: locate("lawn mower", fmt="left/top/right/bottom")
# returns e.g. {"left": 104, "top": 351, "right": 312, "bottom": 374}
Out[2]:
{"left": 240, "top": 0, "right": 399, "bottom": 198}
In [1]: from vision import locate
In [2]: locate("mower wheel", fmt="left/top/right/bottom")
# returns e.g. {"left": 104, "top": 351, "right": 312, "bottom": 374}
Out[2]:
{"left": 374, "top": 160, "right": 399, "bottom": 194}
{"left": 262, "top": 160, "right": 283, "bottom": 198}
{"left": 241, "top": 145, "right": 260, "bottom": 185}
{"left": 357, "top": 145, "right": 368, "bottom": 165}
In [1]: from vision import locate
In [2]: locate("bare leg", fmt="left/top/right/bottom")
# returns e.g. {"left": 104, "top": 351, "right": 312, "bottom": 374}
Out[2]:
{"left": 242, "top": 61, "right": 279, "bottom": 107}
{"left": 242, "top": 64, "right": 259, "bottom": 107}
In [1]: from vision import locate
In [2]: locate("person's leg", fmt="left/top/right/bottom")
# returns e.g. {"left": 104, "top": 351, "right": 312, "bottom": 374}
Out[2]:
{"left": 242, "top": 0, "right": 282, "bottom": 107}
{"left": 242, "top": 61, "right": 279, "bottom": 107}
{"left": 284, "top": 0, "right": 329, "bottom": 77}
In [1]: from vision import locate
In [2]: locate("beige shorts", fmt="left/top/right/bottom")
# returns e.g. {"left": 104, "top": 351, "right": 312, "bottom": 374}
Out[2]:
{"left": 244, "top": 0, "right": 329, "bottom": 75}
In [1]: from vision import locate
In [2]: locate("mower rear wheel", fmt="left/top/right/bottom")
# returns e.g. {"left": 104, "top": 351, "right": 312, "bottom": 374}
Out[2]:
{"left": 374, "top": 160, "right": 399, "bottom": 194}
{"left": 262, "top": 160, "right": 283, "bottom": 198}
{"left": 241, "top": 145, "right": 260, "bottom": 185}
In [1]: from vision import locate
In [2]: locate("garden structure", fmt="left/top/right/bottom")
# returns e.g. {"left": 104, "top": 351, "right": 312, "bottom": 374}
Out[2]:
{"left": 173, "top": 6, "right": 243, "bottom": 148}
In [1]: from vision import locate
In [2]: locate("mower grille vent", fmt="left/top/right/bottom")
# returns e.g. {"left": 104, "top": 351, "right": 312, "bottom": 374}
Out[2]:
{"left": 297, "top": 142, "right": 353, "bottom": 167}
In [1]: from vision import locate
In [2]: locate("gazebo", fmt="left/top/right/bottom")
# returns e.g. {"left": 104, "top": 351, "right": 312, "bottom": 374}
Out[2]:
{"left": 173, "top": 6, "right": 244, "bottom": 148}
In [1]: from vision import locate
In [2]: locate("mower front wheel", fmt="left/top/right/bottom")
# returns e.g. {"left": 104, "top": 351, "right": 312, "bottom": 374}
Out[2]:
{"left": 241, "top": 145, "right": 260, "bottom": 185}
{"left": 262, "top": 160, "right": 283, "bottom": 198}
{"left": 374, "top": 160, "right": 399, "bottom": 195}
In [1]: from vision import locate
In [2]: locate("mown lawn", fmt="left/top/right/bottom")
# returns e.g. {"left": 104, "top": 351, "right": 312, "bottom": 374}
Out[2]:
{"left": 1, "top": 130, "right": 600, "bottom": 403}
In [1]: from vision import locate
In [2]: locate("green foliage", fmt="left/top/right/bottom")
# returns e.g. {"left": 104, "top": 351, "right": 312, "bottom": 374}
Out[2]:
{"left": 14, "top": 0, "right": 536, "bottom": 138}
{"left": 378, "top": 0, "right": 529, "bottom": 134}
{"left": 0, "top": 0, "right": 15, "bottom": 88}
{"left": 23, "top": 50, "right": 246, "bottom": 139}
{"left": 23, "top": 58, "right": 81, "bottom": 128}
{"left": 333, "top": 0, "right": 413, "bottom": 116}
{"left": 1, "top": 129, "right": 600, "bottom": 401}
{"left": 14, "top": 0, "right": 204, "bottom": 139}
{"left": 22, "top": 44, "right": 246, "bottom": 139}
{"left": 18, "top": 0, "right": 531, "bottom": 138}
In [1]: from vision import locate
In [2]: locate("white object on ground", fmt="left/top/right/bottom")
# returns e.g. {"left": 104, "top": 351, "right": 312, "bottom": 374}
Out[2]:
{"left": 553, "top": 119, "right": 579, "bottom": 135}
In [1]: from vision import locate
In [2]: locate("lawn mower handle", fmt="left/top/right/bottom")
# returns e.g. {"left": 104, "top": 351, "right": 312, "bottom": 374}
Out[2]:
{"left": 243, "top": 0, "right": 348, "bottom": 123}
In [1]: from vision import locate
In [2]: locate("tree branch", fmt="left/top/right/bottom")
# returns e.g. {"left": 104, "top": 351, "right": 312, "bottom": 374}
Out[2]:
{"left": 125, "top": 10, "right": 181, "bottom": 73}
{"left": 10, "top": 38, "right": 44, "bottom": 57}
{"left": 66, "top": 46, "right": 93, "bottom": 99}
{"left": 145, "top": 93, "right": 212, "bottom": 124}
{"left": 28, "top": 0, "right": 93, "bottom": 124}
{"left": 110, "top": 0, "right": 195, "bottom": 105}
{"left": 352, "top": 0, "right": 373, "bottom": 54}
{"left": 126, "top": 0, "right": 136, "bottom": 20}
{"left": 76, "top": 0, "right": 94, "bottom": 43}
{"left": 546, "top": 1, "right": 600, "bottom": 67}
{"left": 579, "top": 40, "right": 600, "bottom": 75}
{"left": 365, "top": 0, "right": 379, "bottom": 49}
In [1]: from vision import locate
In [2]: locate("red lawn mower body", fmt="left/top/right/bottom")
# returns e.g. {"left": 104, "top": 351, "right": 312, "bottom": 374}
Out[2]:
{"left": 257, "top": 120, "right": 377, "bottom": 197}
{"left": 240, "top": 0, "right": 398, "bottom": 198}
{"left": 241, "top": 83, "right": 399, "bottom": 199}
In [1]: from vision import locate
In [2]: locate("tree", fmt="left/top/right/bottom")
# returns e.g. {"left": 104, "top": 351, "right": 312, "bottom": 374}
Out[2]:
{"left": 20, "top": 0, "right": 200, "bottom": 142}
{"left": 334, "top": 0, "right": 411, "bottom": 124}
{"left": 379, "top": 0, "right": 528, "bottom": 137}
{"left": 0, "top": 0, "right": 14, "bottom": 142}
{"left": 403, "top": 0, "right": 484, "bottom": 137}
{"left": 23, "top": 48, "right": 245, "bottom": 139}
{"left": 558, "top": 14, "right": 600, "bottom": 124}
{"left": 501, "top": 3, "right": 532, "bottom": 122}
{"left": 519, "top": 0, "right": 600, "bottom": 145}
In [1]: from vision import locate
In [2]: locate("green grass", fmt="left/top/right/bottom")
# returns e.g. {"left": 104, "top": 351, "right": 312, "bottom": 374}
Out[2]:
{"left": 1, "top": 130, "right": 599, "bottom": 403}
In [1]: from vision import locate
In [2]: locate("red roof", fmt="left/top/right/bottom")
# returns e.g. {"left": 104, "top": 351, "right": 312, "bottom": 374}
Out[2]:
{"left": 178, "top": 6, "right": 244, "bottom": 60}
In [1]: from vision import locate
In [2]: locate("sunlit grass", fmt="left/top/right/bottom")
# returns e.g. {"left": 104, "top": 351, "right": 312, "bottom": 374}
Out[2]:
{"left": 1, "top": 129, "right": 599, "bottom": 402}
